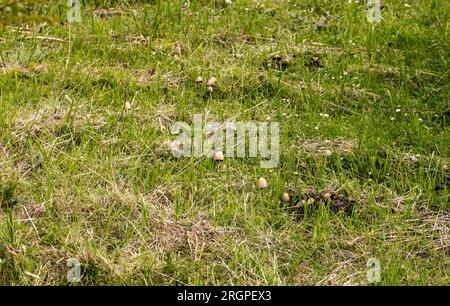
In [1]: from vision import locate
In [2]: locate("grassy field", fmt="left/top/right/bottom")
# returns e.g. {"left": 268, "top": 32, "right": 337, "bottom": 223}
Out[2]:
{"left": 0, "top": 0, "right": 449, "bottom": 285}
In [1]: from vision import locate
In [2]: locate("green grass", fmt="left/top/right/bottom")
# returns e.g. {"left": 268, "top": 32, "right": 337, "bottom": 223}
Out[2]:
{"left": 0, "top": 0, "right": 449, "bottom": 285}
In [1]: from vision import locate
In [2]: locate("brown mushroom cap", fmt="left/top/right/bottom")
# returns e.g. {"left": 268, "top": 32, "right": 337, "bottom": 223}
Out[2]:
{"left": 207, "top": 77, "right": 217, "bottom": 87}
{"left": 256, "top": 177, "right": 268, "bottom": 189}
{"left": 281, "top": 192, "right": 291, "bottom": 202}
{"left": 213, "top": 151, "right": 224, "bottom": 161}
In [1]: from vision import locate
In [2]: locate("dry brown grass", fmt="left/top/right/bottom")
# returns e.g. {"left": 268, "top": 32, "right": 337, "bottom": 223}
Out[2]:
{"left": 302, "top": 139, "right": 356, "bottom": 156}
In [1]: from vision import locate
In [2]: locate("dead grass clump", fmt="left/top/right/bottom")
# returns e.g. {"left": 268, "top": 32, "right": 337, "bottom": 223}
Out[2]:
{"left": 1, "top": 63, "right": 48, "bottom": 77}
{"left": 94, "top": 8, "right": 124, "bottom": 20}
{"left": 302, "top": 139, "right": 355, "bottom": 156}
{"left": 147, "top": 103, "right": 177, "bottom": 132}
{"left": 13, "top": 108, "right": 106, "bottom": 139}
{"left": 153, "top": 216, "right": 226, "bottom": 261}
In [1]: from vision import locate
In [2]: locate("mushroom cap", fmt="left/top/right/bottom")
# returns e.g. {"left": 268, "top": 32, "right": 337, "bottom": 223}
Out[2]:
{"left": 196, "top": 76, "right": 203, "bottom": 83}
{"left": 281, "top": 192, "right": 291, "bottom": 202}
{"left": 322, "top": 193, "right": 331, "bottom": 200}
{"left": 256, "top": 177, "right": 268, "bottom": 189}
{"left": 207, "top": 77, "right": 217, "bottom": 87}
{"left": 213, "top": 151, "right": 224, "bottom": 161}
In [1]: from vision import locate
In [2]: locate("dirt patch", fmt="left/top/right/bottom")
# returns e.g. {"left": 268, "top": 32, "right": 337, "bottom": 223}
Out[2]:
{"left": 302, "top": 52, "right": 324, "bottom": 68}
{"left": 264, "top": 54, "right": 293, "bottom": 70}
{"left": 285, "top": 187, "right": 355, "bottom": 214}
{"left": 264, "top": 51, "right": 324, "bottom": 70}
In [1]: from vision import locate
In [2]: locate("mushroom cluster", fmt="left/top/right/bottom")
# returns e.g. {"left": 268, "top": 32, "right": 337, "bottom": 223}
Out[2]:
{"left": 196, "top": 76, "right": 217, "bottom": 93}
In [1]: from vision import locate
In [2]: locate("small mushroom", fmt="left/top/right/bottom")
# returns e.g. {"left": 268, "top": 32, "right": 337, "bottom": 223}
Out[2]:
{"left": 196, "top": 76, "right": 203, "bottom": 83}
{"left": 155, "top": 140, "right": 174, "bottom": 157}
{"left": 322, "top": 193, "right": 331, "bottom": 201}
{"left": 124, "top": 101, "right": 132, "bottom": 112}
{"left": 281, "top": 55, "right": 292, "bottom": 67}
{"left": 256, "top": 177, "right": 267, "bottom": 189}
{"left": 207, "top": 77, "right": 217, "bottom": 87}
{"left": 207, "top": 85, "right": 214, "bottom": 93}
{"left": 281, "top": 192, "right": 291, "bottom": 202}
{"left": 294, "top": 199, "right": 306, "bottom": 208}
{"left": 213, "top": 151, "right": 224, "bottom": 162}
{"left": 321, "top": 189, "right": 332, "bottom": 200}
